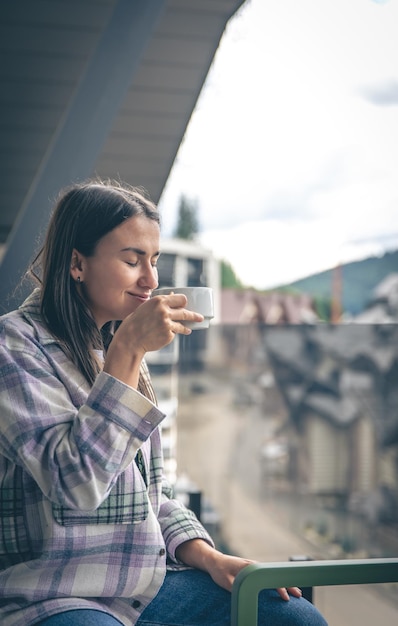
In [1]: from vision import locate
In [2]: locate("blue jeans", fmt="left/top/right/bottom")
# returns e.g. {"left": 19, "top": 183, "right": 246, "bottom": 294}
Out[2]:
{"left": 38, "top": 569, "right": 328, "bottom": 625}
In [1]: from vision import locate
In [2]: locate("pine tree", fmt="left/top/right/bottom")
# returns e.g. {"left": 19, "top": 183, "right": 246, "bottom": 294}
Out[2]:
{"left": 221, "top": 259, "right": 243, "bottom": 288}
{"left": 173, "top": 195, "right": 199, "bottom": 240}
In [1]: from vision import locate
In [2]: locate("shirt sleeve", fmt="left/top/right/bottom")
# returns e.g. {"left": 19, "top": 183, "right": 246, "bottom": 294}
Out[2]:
{"left": 0, "top": 320, "right": 165, "bottom": 511}
{"left": 157, "top": 478, "right": 215, "bottom": 563}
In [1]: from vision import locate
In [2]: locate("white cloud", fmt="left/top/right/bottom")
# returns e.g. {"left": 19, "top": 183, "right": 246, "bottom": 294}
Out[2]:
{"left": 159, "top": 0, "right": 398, "bottom": 288}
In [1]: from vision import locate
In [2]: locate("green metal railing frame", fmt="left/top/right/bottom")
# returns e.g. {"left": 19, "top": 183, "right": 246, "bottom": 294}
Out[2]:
{"left": 231, "top": 558, "right": 398, "bottom": 626}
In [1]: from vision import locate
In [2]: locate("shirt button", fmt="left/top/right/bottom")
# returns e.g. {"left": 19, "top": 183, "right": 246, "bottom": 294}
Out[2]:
{"left": 132, "top": 600, "right": 141, "bottom": 609}
{"left": 159, "top": 548, "right": 166, "bottom": 556}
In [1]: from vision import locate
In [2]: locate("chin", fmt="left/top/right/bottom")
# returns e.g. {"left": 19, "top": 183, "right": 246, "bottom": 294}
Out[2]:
{"left": 122, "top": 302, "right": 142, "bottom": 318}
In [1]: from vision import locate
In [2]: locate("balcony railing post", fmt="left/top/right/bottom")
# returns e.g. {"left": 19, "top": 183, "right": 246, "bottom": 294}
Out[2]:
{"left": 188, "top": 490, "right": 202, "bottom": 521}
{"left": 289, "top": 555, "right": 313, "bottom": 603}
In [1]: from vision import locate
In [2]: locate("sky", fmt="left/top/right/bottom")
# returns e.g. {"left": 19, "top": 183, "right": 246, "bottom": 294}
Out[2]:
{"left": 157, "top": 0, "right": 398, "bottom": 290}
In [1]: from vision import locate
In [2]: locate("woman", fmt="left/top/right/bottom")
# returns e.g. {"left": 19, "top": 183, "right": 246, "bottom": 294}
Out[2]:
{"left": 0, "top": 180, "right": 327, "bottom": 625}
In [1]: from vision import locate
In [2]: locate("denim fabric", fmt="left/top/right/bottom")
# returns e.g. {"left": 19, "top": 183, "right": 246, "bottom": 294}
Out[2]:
{"left": 137, "top": 569, "right": 328, "bottom": 626}
{"left": 38, "top": 610, "right": 123, "bottom": 625}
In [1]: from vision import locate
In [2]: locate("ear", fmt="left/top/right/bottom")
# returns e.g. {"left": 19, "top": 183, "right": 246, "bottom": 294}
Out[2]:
{"left": 70, "top": 248, "right": 84, "bottom": 282}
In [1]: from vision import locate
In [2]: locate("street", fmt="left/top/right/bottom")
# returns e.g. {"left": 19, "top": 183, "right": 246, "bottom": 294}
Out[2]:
{"left": 175, "top": 371, "right": 398, "bottom": 625}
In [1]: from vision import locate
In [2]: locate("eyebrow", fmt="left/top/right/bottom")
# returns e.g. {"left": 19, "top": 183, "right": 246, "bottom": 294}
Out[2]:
{"left": 120, "top": 247, "right": 160, "bottom": 257}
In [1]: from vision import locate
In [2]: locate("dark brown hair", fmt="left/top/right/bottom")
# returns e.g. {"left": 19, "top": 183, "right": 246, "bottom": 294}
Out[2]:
{"left": 30, "top": 179, "right": 160, "bottom": 385}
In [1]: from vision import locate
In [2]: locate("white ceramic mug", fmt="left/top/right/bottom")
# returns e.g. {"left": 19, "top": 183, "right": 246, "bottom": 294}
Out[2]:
{"left": 154, "top": 286, "right": 214, "bottom": 330}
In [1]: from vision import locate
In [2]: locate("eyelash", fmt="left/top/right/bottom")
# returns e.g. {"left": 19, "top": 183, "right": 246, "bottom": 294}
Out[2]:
{"left": 126, "top": 261, "right": 158, "bottom": 268}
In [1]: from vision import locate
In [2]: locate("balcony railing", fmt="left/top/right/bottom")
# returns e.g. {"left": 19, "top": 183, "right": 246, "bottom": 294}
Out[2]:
{"left": 231, "top": 558, "right": 398, "bottom": 626}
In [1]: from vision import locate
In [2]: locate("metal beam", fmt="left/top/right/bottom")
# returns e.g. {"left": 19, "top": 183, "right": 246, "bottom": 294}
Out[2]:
{"left": 0, "top": 0, "right": 167, "bottom": 313}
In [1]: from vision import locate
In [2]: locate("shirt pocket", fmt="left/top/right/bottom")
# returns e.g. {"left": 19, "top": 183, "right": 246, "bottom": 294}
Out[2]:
{"left": 52, "top": 470, "right": 149, "bottom": 526}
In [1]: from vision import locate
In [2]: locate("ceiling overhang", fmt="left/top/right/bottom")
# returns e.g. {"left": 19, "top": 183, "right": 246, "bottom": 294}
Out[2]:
{"left": 0, "top": 0, "right": 246, "bottom": 311}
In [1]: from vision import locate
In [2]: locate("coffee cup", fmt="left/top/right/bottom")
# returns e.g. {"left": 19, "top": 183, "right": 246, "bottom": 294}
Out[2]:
{"left": 154, "top": 286, "right": 214, "bottom": 330}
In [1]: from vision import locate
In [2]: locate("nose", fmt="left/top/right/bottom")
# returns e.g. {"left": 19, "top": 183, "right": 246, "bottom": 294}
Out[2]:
{"left": 138, "top": 262, "right": 158, "bottom": 290}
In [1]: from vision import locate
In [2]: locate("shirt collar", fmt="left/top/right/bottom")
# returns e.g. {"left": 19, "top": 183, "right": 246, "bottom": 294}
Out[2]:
{"left": 19, "top": 288, "right": 59, "bottom": 344}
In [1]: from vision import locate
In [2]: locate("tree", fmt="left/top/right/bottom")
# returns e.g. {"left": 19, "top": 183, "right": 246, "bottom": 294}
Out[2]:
{"left": 173, "top": 195, "right": 199, "bottom": 240}
{"left": 221, "top": 259, "right": 243, "bottom": 288}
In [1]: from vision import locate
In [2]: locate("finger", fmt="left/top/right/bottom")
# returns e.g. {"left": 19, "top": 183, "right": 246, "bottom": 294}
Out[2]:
{"left": 157, "top": 293, "right": 187, "bottom": 308}
{"left": 168, "top": 304, "right": 204, "bottom": 325}
{"left": 153, "top": 293, "right": 204, "bottom": 324}
{"left": 287, "top": 587, "right": 302, "bottom": 598}
{"left": 276, "top": 588, "right": 290, "bottom": 601}
{"left": 172, "top": 321, "right": 193, "bottom": 336}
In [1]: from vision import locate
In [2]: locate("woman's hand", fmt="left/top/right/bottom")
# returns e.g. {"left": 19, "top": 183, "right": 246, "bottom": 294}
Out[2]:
{"left": 175, "top": 540, "right": 302, "bottom": 601}
{"left": 204, "top": 551, "right": 302, "bottom": 600}
{"left": 203, "top": 551, "right": 254, "bottom": 592}
{"left": 124, "top": 293, "right": 204, "bottom": 353}
{"left": 103, "top": 294, "right": 203, "bottom": 388}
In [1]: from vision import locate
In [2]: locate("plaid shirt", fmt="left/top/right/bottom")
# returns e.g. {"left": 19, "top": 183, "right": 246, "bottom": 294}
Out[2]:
{"left": 0, "top": 290, "right": 213, "bottom": 626}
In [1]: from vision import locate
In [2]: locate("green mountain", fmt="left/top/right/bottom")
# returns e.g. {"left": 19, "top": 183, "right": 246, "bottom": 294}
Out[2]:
{"left": 278, "top": 249, "right": 398, "bottom": 316}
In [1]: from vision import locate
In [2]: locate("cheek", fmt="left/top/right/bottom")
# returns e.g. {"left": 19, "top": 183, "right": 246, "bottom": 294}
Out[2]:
{"left": 84, "top": 270, "right": 118, "bottom": 299}
{"left": 102, "top": 263, "right": 130, "bottom": 286}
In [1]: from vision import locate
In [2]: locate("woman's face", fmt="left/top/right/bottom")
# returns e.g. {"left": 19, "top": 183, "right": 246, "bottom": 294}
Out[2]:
{"left": 71, "top": 215, "right": 160, "bottom": 327}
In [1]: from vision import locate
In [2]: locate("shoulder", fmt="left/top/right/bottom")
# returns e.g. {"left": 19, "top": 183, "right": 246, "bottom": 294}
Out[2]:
{"left": 0, "top": 290, "right": 54, "bottom": 356}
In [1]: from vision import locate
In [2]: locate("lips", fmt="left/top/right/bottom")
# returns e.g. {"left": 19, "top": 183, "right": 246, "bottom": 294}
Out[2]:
{"left": 129, "top": 293, "right": 150, "bottom": 303}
